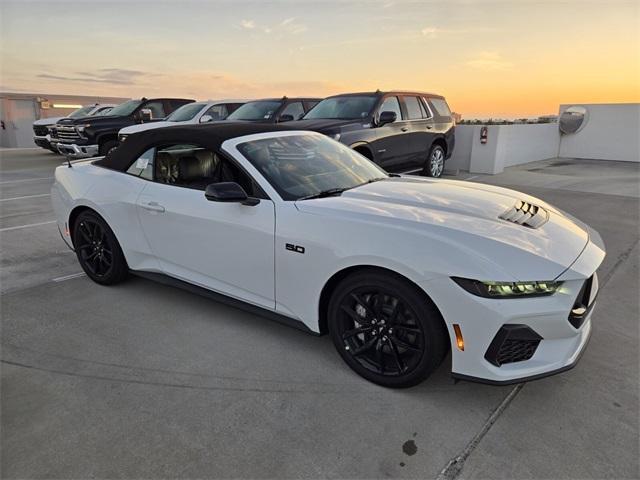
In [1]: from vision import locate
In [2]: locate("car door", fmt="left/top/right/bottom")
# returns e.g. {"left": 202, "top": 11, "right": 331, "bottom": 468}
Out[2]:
{"left": 399, "top": 95, "right": 435, "bottom": 168}
{"left": 135, "top": 143, "right": 276, "bottom": 309}
{"left": 369, "top": 95, "right": 412, "bottom": 171}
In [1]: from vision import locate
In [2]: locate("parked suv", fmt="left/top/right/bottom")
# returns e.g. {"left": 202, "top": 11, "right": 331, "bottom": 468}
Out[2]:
{"left": 224, "top": 97, "right": 321, "bottom": 123}
{"left": 118, "top": 100, "right": 245, "bottom": 143}
{"left": 55, "top": 97, "right": 194, "bottom": 158}
{"left": 291, "top": 91, "right": 455, "bottom": 177}
{"left": 33, "top": 104, "right": 115, "bottom": 153}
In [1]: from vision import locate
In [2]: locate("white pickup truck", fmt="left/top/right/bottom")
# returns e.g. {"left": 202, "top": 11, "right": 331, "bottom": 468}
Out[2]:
{"left": 117, "top": 100, "right": 245, "bottom": 143}
{"left": 33, "top": 104, "right": 116, "bottom": 153}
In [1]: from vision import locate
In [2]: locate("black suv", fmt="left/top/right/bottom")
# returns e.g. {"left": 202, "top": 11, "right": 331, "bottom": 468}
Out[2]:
{"left": 290, "top": 91, "right": 455, "bottom": 177}
{"left": 224, "top": 97, "right": 321, "bottom": 123}
{"left": 55, "top": 97, "right": 194, "bottom": 158}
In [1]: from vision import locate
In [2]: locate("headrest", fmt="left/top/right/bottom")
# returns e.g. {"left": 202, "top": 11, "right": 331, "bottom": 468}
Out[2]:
{"left": 179, "top": 156, "right": 204, "bottom": 181}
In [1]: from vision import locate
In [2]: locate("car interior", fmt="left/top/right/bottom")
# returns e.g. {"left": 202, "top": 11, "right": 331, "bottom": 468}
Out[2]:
{"left": 155, "top": 145, "right": 257, "bottom": 195}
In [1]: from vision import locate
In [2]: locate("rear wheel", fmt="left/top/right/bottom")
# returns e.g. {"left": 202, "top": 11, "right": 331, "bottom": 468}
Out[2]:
{"left": 327, "top": 270, "right": 448, "bottom": 388}
{"left": 73, "top": 210, "right": 128, "bottom": 285}
{"left": 99, "top": 139, "right": 118, "bottom": 157}
{"left": 423, "top": 144, "right": 445, "bottom": 178}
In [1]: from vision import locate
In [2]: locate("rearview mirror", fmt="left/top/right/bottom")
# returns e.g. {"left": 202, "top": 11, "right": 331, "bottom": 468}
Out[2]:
{"left": 199, "top": 114, "right": 213, "bottom": 123}
{"left": 378, "top": 111, "right": 397, "bottom": 127}
{"left": 138, "top": 108, "right": 152, "bottom": 123}
{"left": 278, "top": 114, "right": 294, "bottom": 123}
{"left": 204, "top": 182, "right": 260, "bottom": 206}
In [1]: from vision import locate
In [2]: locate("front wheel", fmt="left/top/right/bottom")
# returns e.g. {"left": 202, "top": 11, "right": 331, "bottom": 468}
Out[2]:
{"left": 327, "top": 270, "right": 448, "bottom": 388}
{"left": 73, "top": 210, "right": 129, "bottom": 285}
{"left": 423, "top": 144, "right": 445, "bottom": 178}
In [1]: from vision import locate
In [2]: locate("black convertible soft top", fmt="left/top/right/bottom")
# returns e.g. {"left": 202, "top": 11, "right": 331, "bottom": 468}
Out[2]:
{"left": 95, "top": 122, "right": 298, "bottom": 172}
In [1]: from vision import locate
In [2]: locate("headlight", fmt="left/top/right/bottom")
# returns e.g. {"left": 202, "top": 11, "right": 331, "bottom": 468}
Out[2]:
{"left": 452, "top": 277, "right": 563, "bottom": 298}
{"left": 119, "top": 134, "right": 128, "bottom": 142}
{"left": 76, "top": 124, "right": 91, "bottom": 134}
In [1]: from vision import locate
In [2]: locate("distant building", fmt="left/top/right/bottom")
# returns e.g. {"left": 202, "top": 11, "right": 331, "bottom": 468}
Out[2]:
{"left": 537, "top": 114, "right": 558, "bottom": 123}
{"left": 0, "top": 92, "right": 130, "bottom": 148}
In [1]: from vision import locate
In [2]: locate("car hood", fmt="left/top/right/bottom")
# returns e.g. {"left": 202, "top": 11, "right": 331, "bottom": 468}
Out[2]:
{"left": 58, "top": 115, "right": 122, "bottom": 125}
{"left": 295, "top": 176, "right": 593, "bottom": 281}
{"left": 120, "top": 121, "right": 177, "bottom": 135}
{"left": 34, "top": 116, "right": 65, "bottom": 126}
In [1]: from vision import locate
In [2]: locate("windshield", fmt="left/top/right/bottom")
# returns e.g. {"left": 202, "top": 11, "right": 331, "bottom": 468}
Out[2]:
{"left": 167, "top": 102, "right": 206, "bottom": 122}
{"left": 237, "top": 134, "right": 387, "bottom": 201}
{"left": 92, "top": 107, "right": 113, "bottom": 116}
{"left": 304, "top": 95, "right": 378, "bottom": 120}
{"left": 106, "top": 99, "right": 143, "bottom": 117}
{"left": 68, "top": 105, "right": 98, "bottom": 118}
{"left": 226, "top": 101, "right": 281, "bottom": 121}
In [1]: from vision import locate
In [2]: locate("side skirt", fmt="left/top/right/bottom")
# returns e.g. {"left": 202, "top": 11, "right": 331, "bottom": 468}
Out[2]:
{"left": 130, "top": 270, "right": 321, "bottom": 336}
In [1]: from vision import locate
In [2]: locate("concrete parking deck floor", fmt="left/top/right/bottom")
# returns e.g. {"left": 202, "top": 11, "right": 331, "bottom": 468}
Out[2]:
{"left": 1, "top": 150, "right": 638, "bottom": 479}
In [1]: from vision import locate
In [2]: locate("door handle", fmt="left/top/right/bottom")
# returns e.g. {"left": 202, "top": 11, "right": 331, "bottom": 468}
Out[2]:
{"left": 141, "top": 201, "right": 165, "bottom": 213}
{"left": 401, "top": 127, "right": 409, "bottom": 132}
{"left": 426, "top": 125, "right": 433, "bottom": 130}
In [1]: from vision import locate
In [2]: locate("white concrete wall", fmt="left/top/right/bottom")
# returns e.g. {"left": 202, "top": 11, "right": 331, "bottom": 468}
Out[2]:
{"left": 463, "top": 123, "right": 559, "bottom": 174}
{"left": 497, "top": 124, "right": 559, "bottom": 167}
{"left": 558, "top": 103, "right": 640, "bottom": 162}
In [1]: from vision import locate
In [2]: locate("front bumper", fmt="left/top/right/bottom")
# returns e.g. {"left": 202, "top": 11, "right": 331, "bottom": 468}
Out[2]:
{"left": 33, "top": 135, "right": 51, "bottom": 149}
{"left": 57, "top": 143, "right": 99, "bottom": 159}
{"left": 426, "top": 273, "right": 598, "bottom": 385}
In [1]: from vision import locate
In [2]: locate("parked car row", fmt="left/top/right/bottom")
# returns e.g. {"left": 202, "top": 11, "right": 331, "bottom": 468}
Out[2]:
{"left": 36, "top": 90, "right": 456, "bottom": 177}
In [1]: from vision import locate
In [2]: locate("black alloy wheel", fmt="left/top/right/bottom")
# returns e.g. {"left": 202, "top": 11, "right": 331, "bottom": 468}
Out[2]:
{"left": 328, "top": 270, "right": 448, "bottom": 388}
{"left": 73, "top": 210, "right": 128, "bottom": 285}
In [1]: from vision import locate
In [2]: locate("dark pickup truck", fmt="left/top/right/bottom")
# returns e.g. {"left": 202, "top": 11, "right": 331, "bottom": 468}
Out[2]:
{"left": 289, "top": 90, "right": 455, "bottom": 177}
{"left": 55, "top": 97, "right": 194, "bottom": 158}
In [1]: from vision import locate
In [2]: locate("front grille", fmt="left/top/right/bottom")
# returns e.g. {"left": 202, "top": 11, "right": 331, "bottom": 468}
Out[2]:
{"left": 33, "top": 125, "right": 48, "bottom": 136}
{"left": 56, "top": 126, "right": 81, "bottom": 142}
{"left": 499, "top": 200, "right": 549, "bottom": 228}
{"left": 485, "top": 324, "right": 542, "bottom": 367}
{"left": 568, "top": 273, "right": 598, "bottom": 329}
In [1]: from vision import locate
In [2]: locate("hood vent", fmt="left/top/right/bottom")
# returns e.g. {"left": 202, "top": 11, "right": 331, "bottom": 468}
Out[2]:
{"left": 499, "top": 200, "right": 549, "bottom": 228}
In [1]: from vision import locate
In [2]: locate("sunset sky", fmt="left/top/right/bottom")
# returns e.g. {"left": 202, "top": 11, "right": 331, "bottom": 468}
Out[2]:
{"left": 1, "top": 0, "right": 638, "bottom": 118}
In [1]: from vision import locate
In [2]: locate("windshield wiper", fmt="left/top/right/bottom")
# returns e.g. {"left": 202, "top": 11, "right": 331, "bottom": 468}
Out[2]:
{"left": 298, "top": 177, "right": 388, "bottom": 201}
{"left": 298, "top": 188, "right": 348, "bottom": 201}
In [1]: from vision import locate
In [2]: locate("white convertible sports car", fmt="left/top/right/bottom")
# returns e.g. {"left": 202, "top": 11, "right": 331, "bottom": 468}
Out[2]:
{"left": 52, "top": 123, "right": 605, "bottom": 388}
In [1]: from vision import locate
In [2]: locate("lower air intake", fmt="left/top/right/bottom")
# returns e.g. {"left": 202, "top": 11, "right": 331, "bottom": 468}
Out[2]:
{"left": 485, "top": 324, "right": 542, "bottom": 367}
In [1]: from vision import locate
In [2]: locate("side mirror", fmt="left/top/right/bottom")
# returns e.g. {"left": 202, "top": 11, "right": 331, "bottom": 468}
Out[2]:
{"left": 138, "top": 108, "right": 152, "bottom": 123}
{"left": 204, "top": 182, "right": 260, "bottom": 206}
{"left": 278, "top": 114, "right": 294, "bottom": 123}
{"left": 199, "top": 114, "right": 213, "bottom": 123}
{"left": 378, "top": 111, "right": 397, "bottom": 127}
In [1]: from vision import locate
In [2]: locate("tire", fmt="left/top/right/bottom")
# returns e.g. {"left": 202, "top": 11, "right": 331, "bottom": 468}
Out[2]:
{"left": 99, "top": 139, "right": 119, "bottom": 157}
{"left": 423, "top": 144, "right": 445, "bottom": 178}
{"left": 72, "top": 210, "right": 129, "bottom": 285}
{"left": 327, "top": 270, "right": 448, "bottom": 388}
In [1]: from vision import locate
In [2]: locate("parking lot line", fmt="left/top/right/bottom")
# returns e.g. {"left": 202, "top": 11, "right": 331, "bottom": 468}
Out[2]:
{"left": 52, "top": 272, "right": 85, "bottom": 282}
{"left": 0, "top": 220, "right": 56, "bottom": 232}
{"left": 0, "top": 176, "right": 54, "bottom": 185}
{"left": 0, "top": 193, "right": 51, "bottom": 202}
